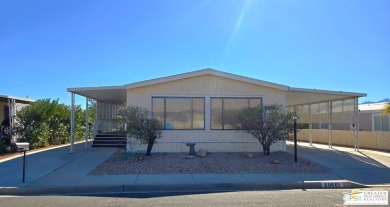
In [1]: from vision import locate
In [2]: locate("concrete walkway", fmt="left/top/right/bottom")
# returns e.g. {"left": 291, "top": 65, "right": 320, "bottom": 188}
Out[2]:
{"left": 1, "top": 141, "right": 389, "bottom": 195}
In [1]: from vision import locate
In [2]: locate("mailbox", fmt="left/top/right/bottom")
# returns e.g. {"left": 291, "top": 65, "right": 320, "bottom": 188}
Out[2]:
{"left": 15, "top": 142, "right": 30, "bottom": 152}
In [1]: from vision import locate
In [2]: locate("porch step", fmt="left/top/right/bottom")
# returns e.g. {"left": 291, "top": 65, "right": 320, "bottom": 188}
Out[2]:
{"left": 91, "top": 143, "right": 125, "bottom": 148}
{"left": 92, "top": 132, "right": 126, "bottom": 148}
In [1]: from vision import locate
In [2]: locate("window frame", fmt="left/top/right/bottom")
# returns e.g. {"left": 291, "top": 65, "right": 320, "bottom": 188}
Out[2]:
{"left": 210, "top": 97, "right": 262, "bottom": 130}
{"left": 374, "top": 115, "right": 390, "bottom": 132}
{"left": 152, "top": 96, "right": 205, "bottom": 130}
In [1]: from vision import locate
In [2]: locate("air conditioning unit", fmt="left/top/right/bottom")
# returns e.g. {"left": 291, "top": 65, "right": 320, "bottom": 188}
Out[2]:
{"left": 15, "top": 142, "right": 29, "bottom": 151}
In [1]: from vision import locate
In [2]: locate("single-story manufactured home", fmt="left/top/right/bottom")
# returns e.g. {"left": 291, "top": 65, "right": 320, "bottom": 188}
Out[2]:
{"left": 67, "top": 68, "right": 366, "bottom": 153}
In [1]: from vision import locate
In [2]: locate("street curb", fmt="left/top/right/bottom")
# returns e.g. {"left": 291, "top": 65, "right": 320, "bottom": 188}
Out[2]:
{"left": 0, "top": 180, "right": 367, "bottom": 196}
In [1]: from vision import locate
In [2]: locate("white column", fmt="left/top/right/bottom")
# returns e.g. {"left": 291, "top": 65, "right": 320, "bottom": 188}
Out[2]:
{"left": 70, "top": 93, "right": 75, "bottom": 153}
{"left": 85, "top": 98, "right": 89, "bottom": 148}
{"left": 8, "top": 99, "right": 14, "bottom": 142}
{"left": 328, "top": 101, "right": 333, "bottom": 148}
{"left": 309, "top": 103, "right": 313, "bottom": 146}
{"left": 354, "top": 97, "right": 359, "bottom": 151}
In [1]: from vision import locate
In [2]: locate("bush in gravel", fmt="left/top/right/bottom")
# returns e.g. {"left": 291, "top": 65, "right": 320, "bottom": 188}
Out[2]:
{"left": 238, "top": 104, "right": 293, "bottom": 156}
{"left": 115, "top": 106, "right": 163, "bottom": 156}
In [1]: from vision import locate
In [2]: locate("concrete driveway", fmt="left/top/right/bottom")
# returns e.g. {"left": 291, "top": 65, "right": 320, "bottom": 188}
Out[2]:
{"left": 0, "top": 142, "right": 115, "bottom": 187}
{"left": 286, "top": 141, "right": 390, "bottom": 185}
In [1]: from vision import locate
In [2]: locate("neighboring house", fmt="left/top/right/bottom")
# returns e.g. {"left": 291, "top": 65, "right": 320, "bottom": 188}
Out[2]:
{"left": 67, "top": 69, "right": 366, "bottom": 153}
{"left": 0, "top": 95, "right": 35, "bottom": 143}
{"left": 358, "top": 102, "right": 389, "bottom": 132}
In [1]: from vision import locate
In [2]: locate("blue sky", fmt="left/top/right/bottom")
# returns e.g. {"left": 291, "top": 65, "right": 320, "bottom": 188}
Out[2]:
{"left": 1, "top": 0, "right": 389, "bottom": 106}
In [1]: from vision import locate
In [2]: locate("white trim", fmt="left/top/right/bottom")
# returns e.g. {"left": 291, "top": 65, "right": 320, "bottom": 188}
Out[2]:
{"left": 209, "top": 95, "right": 265, "bottom": 98}
{"left": 288, "top": 87, "right": 366, "bottom": 97}
{"left": 67, "top": 85, "right": 126, "bottom": 92}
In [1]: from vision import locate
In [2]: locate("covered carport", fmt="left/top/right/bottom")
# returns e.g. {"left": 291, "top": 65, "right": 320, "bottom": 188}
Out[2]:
{"left": 286, "top": 87, "right": 366, "bottom": 151}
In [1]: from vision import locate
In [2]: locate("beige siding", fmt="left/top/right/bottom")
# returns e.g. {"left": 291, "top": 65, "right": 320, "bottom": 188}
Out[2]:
{"left": 359, "top": 113, "right": 373, "bottom": 131}
{"left": 126, "top": 74, "right": 287, "bottom": 153}
{"left": 127, "top": 74, "right": 286, "bottom": 109}
{"left": 297, "top": 129, "right": 390, "bottom": 151}
{"left": 128, "top": 131, "right": 285, "bottom": 153}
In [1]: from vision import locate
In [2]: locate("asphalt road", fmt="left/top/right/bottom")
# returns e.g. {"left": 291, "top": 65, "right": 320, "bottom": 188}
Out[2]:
{"left": 1, "top": 188, "right": 388, "bottom": 207}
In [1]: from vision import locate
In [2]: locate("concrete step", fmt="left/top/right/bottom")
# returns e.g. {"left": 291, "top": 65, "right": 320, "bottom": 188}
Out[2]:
{"left": 93, "top": 137, "right": 126, "bottom": 141}
{"left": 95, "top": 133, "right": 126, "bottom": 138}
{"left": 92, "top": 133, "right": 126, "bottom": 148}
{"left": 92, "top": 140, "right": 126, "bottom": 145}
{"left": 91, "top": 143, "right": 125, "bottom": 148}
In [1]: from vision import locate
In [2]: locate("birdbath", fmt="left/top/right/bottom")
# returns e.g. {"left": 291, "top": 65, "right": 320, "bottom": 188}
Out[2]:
{"left": 185, "top": 142, "right": 196, "bottom": 155}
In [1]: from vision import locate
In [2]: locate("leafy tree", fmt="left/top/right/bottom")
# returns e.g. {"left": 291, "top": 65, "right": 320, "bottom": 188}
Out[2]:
{"left": 88, "top": 99, "right": 97, "bottom": 123}
{"left": 86, "top": 99, "right": 97, "bottom": 138}
{"left": 115, "top": 106, "right": 163, "bottom": 156}
{"left": 13, "top": 99, "right": 85, "bottom": 149}
{"left": 383, "top": 102, "right": 390, "bottom": 114}
{"left": 238, "top": 104, "right": 293, "bottom": 155}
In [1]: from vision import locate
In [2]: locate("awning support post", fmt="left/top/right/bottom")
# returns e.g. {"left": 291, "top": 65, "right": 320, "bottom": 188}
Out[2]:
{"left": 354, "top": 97, "right": 359, "bottom": 151}
{"left": 70, "top": 93, "right": 75, "bottom": 153}
{"left": 328, "top": 101, "right": 333, "bottom": 148}
{"left": 309, "top": 103, "right": 313, "bottom": 146}
{"left": 8, "top": 98, "right": 16, "bottom": 142}
{"left": 85, "top": 98, "right": 89, "bottom": 148}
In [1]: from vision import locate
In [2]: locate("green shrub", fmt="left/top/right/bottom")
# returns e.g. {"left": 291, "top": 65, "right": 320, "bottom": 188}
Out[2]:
{"left": 13, "top": 98, "right": 87, "bottom": 149}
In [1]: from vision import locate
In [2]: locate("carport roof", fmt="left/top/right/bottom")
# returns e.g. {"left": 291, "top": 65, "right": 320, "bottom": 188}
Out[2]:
{"left": 0, "top": 94, "right": 35, "bottom": 104}
{"left": 286, "top": 87, "right": 366, "bottom": 106}
{"left": 67, "top": 69, "right": 366, "bottom": 106}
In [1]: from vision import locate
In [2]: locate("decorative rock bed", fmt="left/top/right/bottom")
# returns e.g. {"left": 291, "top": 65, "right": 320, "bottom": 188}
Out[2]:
{"left": 89, "top": 149, "right": 330, "bottom": 175}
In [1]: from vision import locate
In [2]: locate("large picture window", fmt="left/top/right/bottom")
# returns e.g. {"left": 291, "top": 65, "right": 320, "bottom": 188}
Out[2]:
{"left": 152, "top": 97, "right": 205, "bottom": 130}
{"left": 211, "top": 97, "right": 262, "bottom": 130}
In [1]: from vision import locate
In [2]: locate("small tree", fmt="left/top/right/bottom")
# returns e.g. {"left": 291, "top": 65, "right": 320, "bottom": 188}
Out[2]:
{"left": 116, "top": 106, "right": 163, "bottom": 156}
{"left": 238, "top": 104, "right": 293, "bottom": 155}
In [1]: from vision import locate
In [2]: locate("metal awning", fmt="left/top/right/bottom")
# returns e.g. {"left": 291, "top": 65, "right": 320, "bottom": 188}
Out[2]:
{"left": 286, "top": 87, "right": 366, "bottom": 106}
{"left": 67, "top": 85, "right": 367, "bottom": 108}
{"left": 67, "top": 86, "right": 127, "bottom": 106}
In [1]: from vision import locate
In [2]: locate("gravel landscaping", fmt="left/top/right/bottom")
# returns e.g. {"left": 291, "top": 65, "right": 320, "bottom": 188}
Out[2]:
{"left": 89, "top": 149, "right": 330, "bottom": 175}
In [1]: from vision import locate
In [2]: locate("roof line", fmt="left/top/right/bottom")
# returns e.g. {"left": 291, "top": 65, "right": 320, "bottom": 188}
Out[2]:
{"left": 125, "top": 68, "right": 289, "bottom": 91}
{"left": 288, "top": 87, "right": 367, "bottom": 97}
{"left": 0, "top": 95, "right": 35, "bottom": 103}
{"left": 67, "top": 85, "right": 126, "bottom": 92}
